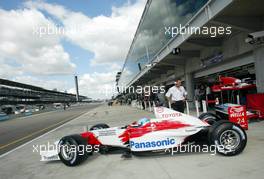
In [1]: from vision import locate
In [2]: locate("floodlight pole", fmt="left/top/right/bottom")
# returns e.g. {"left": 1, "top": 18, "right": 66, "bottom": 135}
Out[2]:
{"left": 75, "top": 75, "right": 79, "bottom": 102}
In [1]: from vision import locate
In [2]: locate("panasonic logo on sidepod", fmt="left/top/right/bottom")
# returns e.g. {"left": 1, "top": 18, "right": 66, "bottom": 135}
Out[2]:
{"left": 130, "top": 138, "right": 175, "bottom": 149}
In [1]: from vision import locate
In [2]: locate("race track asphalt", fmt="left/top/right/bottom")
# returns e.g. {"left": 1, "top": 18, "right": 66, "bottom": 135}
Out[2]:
{"left": 0, "top": 103, "right": 100, "bottom": 155}
{"left": 1, "top": 105, "right": 264, "bottom": 179}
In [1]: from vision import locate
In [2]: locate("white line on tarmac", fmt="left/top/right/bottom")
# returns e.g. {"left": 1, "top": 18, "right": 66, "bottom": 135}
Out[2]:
{"left": 0, "top": 110, "right": 93, "bottom": 158}
{"left": 14, "top": 110, "right": 59, "bottom": 120}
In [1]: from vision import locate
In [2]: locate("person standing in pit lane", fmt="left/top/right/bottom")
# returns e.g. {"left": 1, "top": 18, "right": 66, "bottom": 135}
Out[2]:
{"left": 165, "top": 79, "right": 187, "bottom": 113}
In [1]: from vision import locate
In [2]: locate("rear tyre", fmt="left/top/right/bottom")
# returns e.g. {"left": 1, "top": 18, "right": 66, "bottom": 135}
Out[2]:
{"left": 90, "top": 123, "right": 109, "bottom": 130}
{"left": 209, "top": 121, "right": 247, "bottom": 156}
{"left": 58, "top": 134, "right": 90, "bottom": 166}
{"left": 199, "top": 113, "right": 222, "bottom": 125}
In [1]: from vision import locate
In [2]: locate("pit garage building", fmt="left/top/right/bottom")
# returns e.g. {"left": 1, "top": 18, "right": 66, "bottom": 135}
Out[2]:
{"left": 117, "top": 0, "right": 264, "bottom": 104}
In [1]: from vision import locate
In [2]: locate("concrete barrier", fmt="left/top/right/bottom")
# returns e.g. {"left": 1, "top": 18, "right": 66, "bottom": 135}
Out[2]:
{"left": 0, "top": 113, "right": 9, "bottom": 121}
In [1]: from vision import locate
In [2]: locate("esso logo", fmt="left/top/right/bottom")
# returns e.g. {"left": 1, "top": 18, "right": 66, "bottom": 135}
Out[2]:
{"left": 156, "top": 107, "right": 164, "bottom": 113}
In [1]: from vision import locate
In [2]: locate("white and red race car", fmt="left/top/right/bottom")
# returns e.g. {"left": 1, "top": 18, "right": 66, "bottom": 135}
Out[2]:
{"left": 40, "top": 107, "right": 247, "bottom": 166}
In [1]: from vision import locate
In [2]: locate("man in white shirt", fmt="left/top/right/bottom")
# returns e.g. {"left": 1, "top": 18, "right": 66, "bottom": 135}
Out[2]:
{"left": 165, "top": 79, "right": 187, "bottom": 113}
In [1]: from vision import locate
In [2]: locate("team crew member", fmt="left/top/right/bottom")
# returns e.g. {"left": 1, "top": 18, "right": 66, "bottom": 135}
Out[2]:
{"left": 165, "top": 79, "right": 187, "bottom": 113}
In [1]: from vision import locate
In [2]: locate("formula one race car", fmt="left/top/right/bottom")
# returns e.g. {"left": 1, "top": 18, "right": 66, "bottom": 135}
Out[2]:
{"left": 40, "top": 107, "right": 247, "bottom": 166}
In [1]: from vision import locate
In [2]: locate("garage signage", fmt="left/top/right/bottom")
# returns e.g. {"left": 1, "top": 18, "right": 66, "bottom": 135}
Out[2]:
{"left": 228, "top": 106, "right": 248, "bottom": 130}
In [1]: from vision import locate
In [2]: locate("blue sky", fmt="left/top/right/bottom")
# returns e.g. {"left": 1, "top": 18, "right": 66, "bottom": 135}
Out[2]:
{"left": 0, "top": 0, "right": 127, "bottom": 80}
{"left": 0, "top": 0, "right": 128, "bottom": 16}
{"left": 0, "top": 0, "right": 146, "bottom": 98}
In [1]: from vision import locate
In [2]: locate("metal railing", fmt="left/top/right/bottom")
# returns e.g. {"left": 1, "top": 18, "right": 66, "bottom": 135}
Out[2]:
{"left": 131, "top": 99, "right": 209, "bottom": 117}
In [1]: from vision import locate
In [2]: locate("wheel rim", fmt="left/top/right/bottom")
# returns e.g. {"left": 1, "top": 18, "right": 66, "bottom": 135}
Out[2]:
{"left": 219, "top": 130, "right": 240, "bottom": 150}
{"left": 60, "top": 141, "right": 76, "bottom": 161}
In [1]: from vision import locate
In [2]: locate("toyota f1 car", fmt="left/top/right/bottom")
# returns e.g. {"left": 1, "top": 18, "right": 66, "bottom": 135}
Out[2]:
{"left": 40, "top": 107, "right": 247, "bottom": 166}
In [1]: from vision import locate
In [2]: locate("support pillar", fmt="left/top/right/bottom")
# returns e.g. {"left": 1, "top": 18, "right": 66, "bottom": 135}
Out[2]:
{"left": 254, "top": 46, "right": 264, "bottom": 93}
{"left": 185, "top": 72, "right": 195, "bottom": 107}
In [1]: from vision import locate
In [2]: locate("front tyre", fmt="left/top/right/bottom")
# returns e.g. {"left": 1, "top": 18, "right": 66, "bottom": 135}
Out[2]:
{"left": 90, "top": 123, "right": 109, "bottom": 130}
{"left": 209, "top": 122, "right": 247, "bottom": 156}
{"left": 58, "top": 135, "right": 90, "bottom": 166}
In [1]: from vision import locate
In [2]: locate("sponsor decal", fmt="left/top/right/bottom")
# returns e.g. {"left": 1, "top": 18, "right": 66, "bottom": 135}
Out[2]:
{"left": 228, "top": 106, "right": 248, "bottom": 130}
{"left": 130, "top": 138, "right": 175, "bottom": 149}
{"left": 98, "top": 129, "right": 116, "bottom": 136}
{"left": 230, "top": 107, "right": 244, "bottom": 114}
{"left": 119, "top": 120, "right": 190, "bottom": 143}
{"left": 161, "top": 113, "right": 182, "bottom": 118}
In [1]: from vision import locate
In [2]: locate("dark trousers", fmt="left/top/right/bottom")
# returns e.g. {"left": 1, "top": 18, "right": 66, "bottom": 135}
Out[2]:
{"left": 142, "top": 101, "right": 145, "bottom": 110}
{"left": 171, "top": 100, "right": 185, "bottom": 113}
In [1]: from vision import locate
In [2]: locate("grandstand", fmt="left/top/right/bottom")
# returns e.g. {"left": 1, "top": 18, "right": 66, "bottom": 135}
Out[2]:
{"left": 0, "top": 78, "right": 88, "bottom": 105}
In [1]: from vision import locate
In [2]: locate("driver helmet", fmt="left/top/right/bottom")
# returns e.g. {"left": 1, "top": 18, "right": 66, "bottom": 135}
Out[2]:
{"left": 138, "top": 117, "right": 150, "bottom": 126}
